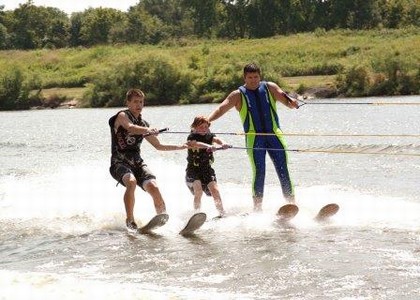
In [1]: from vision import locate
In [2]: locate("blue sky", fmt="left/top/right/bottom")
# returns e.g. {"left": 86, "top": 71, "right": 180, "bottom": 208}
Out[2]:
{"left": 1, "top": 0, "right": 139, "bottom": 14}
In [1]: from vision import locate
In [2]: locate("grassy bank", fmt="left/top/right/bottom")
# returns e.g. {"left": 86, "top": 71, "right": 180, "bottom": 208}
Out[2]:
{"left": 39, "top": 75, "right": 336, "bottom": 106}
{"left": 0, "top": 28, "right": 419, "bottom": 109}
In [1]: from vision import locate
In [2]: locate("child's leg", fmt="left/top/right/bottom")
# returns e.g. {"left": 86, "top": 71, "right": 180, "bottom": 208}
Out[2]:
{"left": 192, "top": 180, "right": 204, "bottom": 211}
{"left": 207, "top": 181, "right": 225, "bottom": 215}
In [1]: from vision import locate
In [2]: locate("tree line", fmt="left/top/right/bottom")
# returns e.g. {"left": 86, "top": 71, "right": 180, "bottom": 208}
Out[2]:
{"left": 0, "top": 0, "right": 419, "bottom": 50}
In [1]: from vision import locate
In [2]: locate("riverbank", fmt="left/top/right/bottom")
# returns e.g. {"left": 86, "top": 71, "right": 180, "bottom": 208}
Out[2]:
{"left": 36, "top": 75, "right": 337, "bottom": 109}
{"left": 1, "top": 28, "right": 418, "bottom": 110}
{"left": 33, "top": 87, "right": 85, "bottom": 109}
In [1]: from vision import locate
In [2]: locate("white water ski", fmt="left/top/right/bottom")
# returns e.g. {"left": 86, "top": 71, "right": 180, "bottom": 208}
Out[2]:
{"left": 315, "top": 203, "right": 340, "bottom": 221}
{"left": 277, "top": 204, "right": 299, "bottom": 221}
{"left": 137, "top": 214, "right": 169, "bottom": 234}
{"left": 179, "top": 213, "right": 207, "bottom": 236}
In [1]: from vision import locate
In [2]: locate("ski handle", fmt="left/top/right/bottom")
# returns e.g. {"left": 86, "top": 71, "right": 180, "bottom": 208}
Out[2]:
{"left": 207, "top": 145, "right": 233, "bottom": 152}
{"left": 143, "top": 127, "right": 169, "bottom": 137}
{"left": 283, "top": 92, "right": 305, "bottom": 108}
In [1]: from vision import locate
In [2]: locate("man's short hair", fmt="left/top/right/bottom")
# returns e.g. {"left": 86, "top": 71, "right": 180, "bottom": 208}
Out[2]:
{"left": 243, "top": 63, "right": 261, "bottom": 75}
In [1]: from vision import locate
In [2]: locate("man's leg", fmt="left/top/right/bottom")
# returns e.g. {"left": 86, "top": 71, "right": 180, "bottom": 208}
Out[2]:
{"left": 253, "top": 196, "right": 263, "bottom": 211}
{"left": 246, "top": 135, "right": 267, "bottom": 211}
{"left": 268, "top": 136, "right": 295, "bottom": 203}
{"left": 249, "top": 148, "right": 266, "bottom": 211}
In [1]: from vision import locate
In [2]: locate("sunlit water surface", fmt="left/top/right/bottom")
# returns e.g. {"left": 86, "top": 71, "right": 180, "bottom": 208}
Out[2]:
{"left": 1, "top": 96, "right": 419, "bottom": 299}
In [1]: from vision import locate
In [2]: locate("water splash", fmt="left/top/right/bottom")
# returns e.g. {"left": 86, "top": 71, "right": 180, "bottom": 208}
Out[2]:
{"left": 1, "top": 158, "right": 419, "bottom": 235}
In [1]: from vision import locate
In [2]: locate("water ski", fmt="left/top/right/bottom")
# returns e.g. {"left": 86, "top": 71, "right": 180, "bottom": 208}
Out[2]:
{"left": 137, "top": 213, "right": 169, "bottom": 234}
{"left": 277, "top": 204, "right": 299, "bottom": 221}
{"left": 179, "top": 212, "right": 207, "bottom": 236}
{"left": 315, "top": 203, "right": 339, "bottom": 221}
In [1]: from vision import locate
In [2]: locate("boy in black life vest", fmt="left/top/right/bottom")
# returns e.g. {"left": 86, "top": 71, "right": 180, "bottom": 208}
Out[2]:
{"left": 185, "top": 116, "right": 229, "bottom": 217}
{"left": 109, "top": 88, "right": 188, "bottom": 231}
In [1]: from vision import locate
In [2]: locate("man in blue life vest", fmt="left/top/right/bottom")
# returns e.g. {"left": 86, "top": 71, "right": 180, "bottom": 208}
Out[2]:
{"left": 208, "top": 63, "right": 300, "bottom": 211}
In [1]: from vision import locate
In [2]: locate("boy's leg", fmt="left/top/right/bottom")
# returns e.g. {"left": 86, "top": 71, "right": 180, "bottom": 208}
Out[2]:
{"left": 143, "top": 179, "right": 166, "bottom": 214}
{"left": 122, "top": 173, "right": 137, "bottom": 221}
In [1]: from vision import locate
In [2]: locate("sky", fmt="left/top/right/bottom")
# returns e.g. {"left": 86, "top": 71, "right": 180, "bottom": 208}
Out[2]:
{"left": 1, "top": 0, "right": 140, "bottom": 14}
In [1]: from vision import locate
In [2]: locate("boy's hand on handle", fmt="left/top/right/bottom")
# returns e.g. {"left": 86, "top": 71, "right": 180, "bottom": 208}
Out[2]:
{"left": 148, "top": 128, "right": 160, "bottom": 136}
{"left": 143, "top": 127, "right": 169, "bottom": 137}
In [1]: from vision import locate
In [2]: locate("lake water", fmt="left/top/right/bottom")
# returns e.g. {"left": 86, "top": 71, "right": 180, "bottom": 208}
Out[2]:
{"left": 0, "top": 96, "right": 419, "bottom": 299}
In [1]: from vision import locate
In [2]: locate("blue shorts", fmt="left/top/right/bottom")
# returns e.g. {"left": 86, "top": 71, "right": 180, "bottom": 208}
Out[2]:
{"left": 110, "top": 162, "right": 156, "bottom": 191}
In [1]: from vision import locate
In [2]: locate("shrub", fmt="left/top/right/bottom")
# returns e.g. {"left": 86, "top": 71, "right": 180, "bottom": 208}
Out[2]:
{"left": 296, "top": 83, "right": 306, "bottom": 95}
{"left": 0, "top": 68, "right": 30, "bottom": 110}
{"left": 369, "top": 56, "right": 419, "bottom": 96}
{"left": 87, "top": 55, "right": 191, "bottom": 107}
{"left": 189, "top": 63, "right": 242, "bottom": 103}
{"left": 336, "top": 66, "right": 371, "bottom": 96}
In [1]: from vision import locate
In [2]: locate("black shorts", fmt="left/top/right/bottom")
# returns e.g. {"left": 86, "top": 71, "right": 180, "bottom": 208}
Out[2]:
{"left": 185, "top": 166, "right": 216, "bottom": 197}
{"left": 110, "top": 162, "right": 156, "bottom": 190}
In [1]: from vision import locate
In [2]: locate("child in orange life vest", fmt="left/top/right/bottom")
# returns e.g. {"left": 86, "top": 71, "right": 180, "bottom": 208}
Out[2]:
{"left": 185, "top": 116, "right": 229, "bottom": 217}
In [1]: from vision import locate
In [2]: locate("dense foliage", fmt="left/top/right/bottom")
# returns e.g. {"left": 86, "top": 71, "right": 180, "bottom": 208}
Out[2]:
{"left": 0, "top": 0, "right": 419, "bottom": 50}
{"left": 0, "top": 1, "right": 419, "bottom": 110}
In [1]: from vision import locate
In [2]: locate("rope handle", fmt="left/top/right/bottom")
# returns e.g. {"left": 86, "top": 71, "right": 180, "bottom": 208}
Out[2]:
{"left": 143, "top": 127, "right": 169, "bottom": 137}
{"left": 206, "top": 144, "right": 233, "bottom": 152}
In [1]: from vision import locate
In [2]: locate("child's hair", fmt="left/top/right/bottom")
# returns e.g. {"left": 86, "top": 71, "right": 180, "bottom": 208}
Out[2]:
{"left": 190, "top": 115, "right": 211, "bottom": 129}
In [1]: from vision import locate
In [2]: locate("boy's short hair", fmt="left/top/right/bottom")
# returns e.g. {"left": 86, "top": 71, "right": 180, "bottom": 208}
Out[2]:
{"left": 126, "top": 89, "right": 145, "bottom": 102}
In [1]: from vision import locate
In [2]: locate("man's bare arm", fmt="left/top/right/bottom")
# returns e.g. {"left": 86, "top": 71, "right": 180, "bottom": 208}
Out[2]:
{"left": 267, "top": 82, "right": 299, "bottom": 109}
{"left": 208, "top": 90, "right": 241, "bottom": 122}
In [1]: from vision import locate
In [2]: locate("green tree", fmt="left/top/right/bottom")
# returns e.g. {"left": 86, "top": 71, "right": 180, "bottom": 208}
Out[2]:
{"left": 9, "top": 1, "right": 44, "bottom": 49}
{"left": 41, "top": 8, "right": 69, "bottom": 49}
{"left": 6, "top": 1, "right": 69, "bottom": 49}
{"left": 69, "top": 12, "right": 83, "bottom": 47}
{"left": 405, "top": 0, "right": 420, "bottom": 27}
{"left": 218, "top": 0, "right": 249, "bottom": 38}
{"left": 182, "top": 0, "right": 219, "bottom": 37}
{"left": 79, "top": 8, "right": 126, "bottom": 45}
{"left": 246, "top": 0, "right": 282, "bottom": 37}
{"left": 289, "top": 0, "right": 318, "bottom": 32}
{"left": 125, "top": 6, "right": 168, "bottom": 44}
{"left": 322, "top": 0, "right": 384, "bottom": 30}
{"left": 0, "top": 23, "right": 9, "bottom": 49}
{"left": 127, "top": 0, "right": 192, "bottom": 39}
{"left": 382, "top": 0, "right": 420, "bottom": 28}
